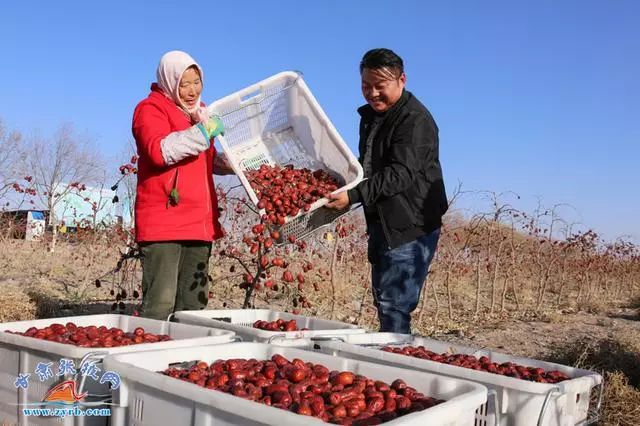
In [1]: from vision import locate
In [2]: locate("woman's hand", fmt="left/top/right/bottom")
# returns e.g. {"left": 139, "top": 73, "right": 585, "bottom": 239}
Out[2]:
{"left": 196, "top": 114, "right": 225, "bottom": 140}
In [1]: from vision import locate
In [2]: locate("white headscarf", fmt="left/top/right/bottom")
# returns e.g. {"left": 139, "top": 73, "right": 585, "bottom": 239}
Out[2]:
{"left": 156, "top": 51, "right": 207, "bottom": 121}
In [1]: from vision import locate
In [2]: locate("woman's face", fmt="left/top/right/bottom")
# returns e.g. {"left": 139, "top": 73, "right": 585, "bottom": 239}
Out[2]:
{"left": 179, "top": 66, "right": 202, "bottom": 109}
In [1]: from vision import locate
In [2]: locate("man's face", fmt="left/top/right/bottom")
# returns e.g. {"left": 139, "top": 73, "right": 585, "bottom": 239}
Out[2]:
{"left": 361, "top": 67, "right": 406, "bottom": 113}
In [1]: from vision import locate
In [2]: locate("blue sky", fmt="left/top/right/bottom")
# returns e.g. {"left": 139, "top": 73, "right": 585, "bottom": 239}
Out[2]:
{"left": 1, "top": 0, "right": 638, "bottom": 241}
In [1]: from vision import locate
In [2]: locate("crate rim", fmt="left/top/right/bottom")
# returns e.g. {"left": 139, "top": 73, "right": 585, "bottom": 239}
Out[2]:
{"left": 104, "top": 342, "right": 488, "bottom": 425}
{"left": 206, "top": 70, "right": 364, "bottom": 237}
{"left": 173, "top": 308, "right": 366, "bottom": 340}
{"left": 0, "top": 313, "right": 236, "bottom": 359}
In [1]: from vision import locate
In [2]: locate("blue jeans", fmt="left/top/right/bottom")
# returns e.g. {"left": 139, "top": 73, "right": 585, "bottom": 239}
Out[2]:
{"left": 368, "top": 223, "right": 440, "bottom": 334}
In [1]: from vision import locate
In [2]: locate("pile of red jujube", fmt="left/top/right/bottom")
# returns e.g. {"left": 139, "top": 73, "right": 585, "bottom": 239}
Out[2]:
{"left": 5, "top": 323, "right": 171, "bottom": 348}
{"left": 253, "top": 319, "right": 309, "bottom": 332}
{"left": 246, "top": 164, "right": 340, "bottom": 225}
{"left": 161, "top": 354, "right": 443, "bottom": 425}
{"left": 380, "top": 346, "right": 570, "bottom": 384}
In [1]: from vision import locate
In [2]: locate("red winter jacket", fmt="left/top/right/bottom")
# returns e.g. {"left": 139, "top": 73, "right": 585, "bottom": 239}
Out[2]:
{"left": 132, "top": 83, "right": 222, "bottom": 242}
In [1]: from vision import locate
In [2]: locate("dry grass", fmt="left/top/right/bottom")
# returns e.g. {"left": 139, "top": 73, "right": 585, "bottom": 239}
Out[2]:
{"left": 624, "top": 295, "right": 640, "bottom": 313}
{"left": 539, "top": 310, "right": 569, "bottom": 324}
{"left": 0, "top": 279, "right": 36, "bottom": 322}
{"left": 580, "top": 297, "right": 614, "bottom": 315}
{"left": 548, "top": 330, "right": 640, "bottom": 426}
{"left": 599, "top": 372, "right": 640, "bottom": 426}
{"left": 0, "top": 237, "right": 133, "bottom": 322}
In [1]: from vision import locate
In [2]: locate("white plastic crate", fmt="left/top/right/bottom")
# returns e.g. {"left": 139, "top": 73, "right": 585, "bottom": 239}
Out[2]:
{"left": 173, "top": 308, "right": 365, "bottom": 344}
{"left": 312, "top": 333, "right": 603, "bottom": 426}
{"left": 103, "top": 342, "right": 487, "bottom": 426}
{"left": 208, "top": 71, "right": 364, "bottom": 242}
{"left": 0, "top": 314, "right": 235, "bottom": 426}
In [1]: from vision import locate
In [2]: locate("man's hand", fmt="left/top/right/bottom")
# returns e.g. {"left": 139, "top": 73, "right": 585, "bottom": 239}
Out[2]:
{"left": 325, "top": 191, "right": 350, "bottom": 210}
{"left": 213, "top": 153, "right": 235, "bottom": 176}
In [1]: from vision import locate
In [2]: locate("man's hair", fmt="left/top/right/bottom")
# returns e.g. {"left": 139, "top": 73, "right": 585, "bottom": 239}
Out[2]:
{"left": 360, "top": 48, "right": 404, "bottom": 78}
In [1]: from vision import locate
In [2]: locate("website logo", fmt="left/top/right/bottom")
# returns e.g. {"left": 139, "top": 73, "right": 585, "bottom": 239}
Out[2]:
{"left": 13, "top": 357, "right": 120, "bottom": 418}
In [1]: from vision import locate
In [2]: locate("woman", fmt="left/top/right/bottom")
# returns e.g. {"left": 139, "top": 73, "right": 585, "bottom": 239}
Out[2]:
{"left": 132, "top": 50, "right": 233, "bottom": 320}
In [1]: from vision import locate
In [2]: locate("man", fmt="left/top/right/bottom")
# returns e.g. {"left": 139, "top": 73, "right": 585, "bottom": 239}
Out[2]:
{"left": 327, "top": 48, "right": 448, "bottom": 334}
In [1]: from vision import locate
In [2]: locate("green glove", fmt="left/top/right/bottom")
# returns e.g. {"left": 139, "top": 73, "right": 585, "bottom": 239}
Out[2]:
{"left": 197, "top": 115, "right": 225, "bottom": 140}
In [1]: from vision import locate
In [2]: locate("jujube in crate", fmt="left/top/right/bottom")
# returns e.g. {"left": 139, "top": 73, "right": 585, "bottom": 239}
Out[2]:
{"left": 5, "top": 323, "right": 171, "bottom": 347}
{"left": 380, "top": 345, "right": 570, "bottom": 384}
{"left": 246, "top": 164, "right": 340, "bottom": 226}
{"left": 161, "top": 354, "right": 443, "bottom": 425}
{"left": 252, "top": 319, "right": 309, "bottom": 332}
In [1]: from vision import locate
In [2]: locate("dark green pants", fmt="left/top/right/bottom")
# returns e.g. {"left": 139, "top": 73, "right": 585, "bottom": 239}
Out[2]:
{"left": 139, "top": 241, "right": 211, "bottom": 320}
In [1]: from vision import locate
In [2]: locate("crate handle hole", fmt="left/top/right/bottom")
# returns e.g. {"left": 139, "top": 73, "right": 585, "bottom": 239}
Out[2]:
{"left": 168, "top": 360, "right": 198, "bottom": 369}
{"left": 241, "top": 89, "right": 262, "bottom": 103}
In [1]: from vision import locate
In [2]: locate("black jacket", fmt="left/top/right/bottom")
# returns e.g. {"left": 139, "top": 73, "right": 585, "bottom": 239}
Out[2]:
{"left": 348, "top": 90, "right": 448, "bottom": 249}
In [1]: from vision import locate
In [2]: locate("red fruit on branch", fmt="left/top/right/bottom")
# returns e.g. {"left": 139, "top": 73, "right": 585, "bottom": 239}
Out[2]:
{"left": 252, "top": 224, "right": 265, "bottom": 235}
{"left": 282, "top": 271, "right": 294, "bottom": 283}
